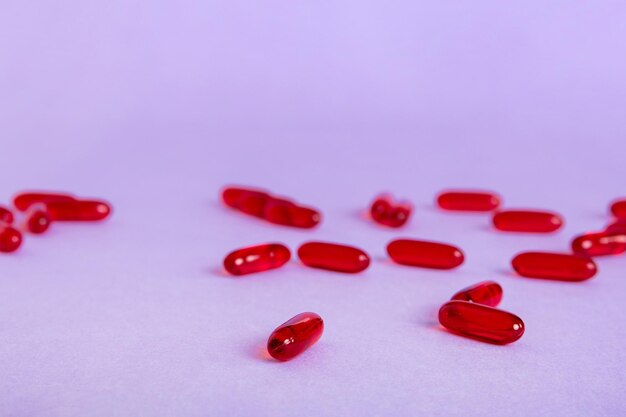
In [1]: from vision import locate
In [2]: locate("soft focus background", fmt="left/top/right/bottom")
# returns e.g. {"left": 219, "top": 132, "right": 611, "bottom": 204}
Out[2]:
{"left": 1, "top": 1, "right": 625, "bottom": 416}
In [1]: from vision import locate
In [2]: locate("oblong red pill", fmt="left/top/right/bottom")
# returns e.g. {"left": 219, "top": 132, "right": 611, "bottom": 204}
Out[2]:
{"left": 493, "top": 210, "right": 563, "bottom": 233}
{"left": 24, "top": 204, "right": 52, "bottom": 234}
{"left": 571, "top": 232, "right": 626, "bottom": 257}
{"left": 512, "top": 252, "right": 597, "bottom": 281}
{"left": 223, "top": 243, "right": 291, "bottom": 276}
{"left": 386, "top": 239, "right": 464, "bottom": 269}
{"left": 370, "top": 194, "right": 412, "bottom": 227}
{"left": 46, "top": 200, "right": 112, "bottom": 221}
{"left": 0, "top": 226, "right": 22, "bottom": 253}
{"left": 264, "top": 199, "right": 321, "bottom": 229}
{"left": 13, "top": 192, "right": 76, "bottom": 211}
{"left": 439, "top": 300, "right": 524, "bottom": 345}
{"left": 0, "top": 206, "right": 13, "bottom": 224}
{"left": 221, "top": 187, "right": 270, "bottom": 218}
{"left": 437, "top": 191, "right": 501, "bottom": 211}
{"left": 450, "top": 281, "right": 503, "bottom": 307}
{"left": 267, "top": 312, "right": 324, "bottom": 361}
{"left": 610, "top": 199, "right": 626, "bottom": 219}
{"left": 298, "top": 241, "right": 370, "bottom": 273}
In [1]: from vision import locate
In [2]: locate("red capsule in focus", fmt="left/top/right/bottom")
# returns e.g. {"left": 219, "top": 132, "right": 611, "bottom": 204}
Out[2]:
{"left": 610, "top": 199, "right": 626, "bottom": 219}
{"left": 24, "top": 204, "right": 52, "bottom": 234}
{"left": 450, "top": 281, "right": 503, "bottom": 307}
{"left": 223, "top": 243, "right": 291, "bottom": 276}
{"left": 370, "top": 194, "right": 412, "bottom": 228}
{"left": 386, "top": 239, "right": 464, "bottom": 269}
{"left": 571, "top": 232, "right": 626, "bottom": 257}
{"left": 0, "top": 226, "right": 22, "bottom": 253}
{"left": 221, "top": 187, "right": 270, "bottom": 218}
{"left": 439, "top": 300, "right": 524, "bottom": 345}
{"left": 512, "top": 252, "right": 597, "bottom": 281}
{"left": 493, "top": 210, "right": 563, "bottom": 233}
{"left": 0, "top": 205, "right": 13, "bottom": 224}
{"left": 437, "top": 191, "right": 501, "bottom": 212}
{"left": 13, "top": 192, "right": 76, "bottom": 211}
{"left": 46, "top": 200, "right": 112, "bottom": 221}
{"left": 267, "top": 312, "right": 324, "bottom": 361}
{"left": 264, "top": 198, "right": 321, "bottom": 229}
{"left": 298, "top": 241, "right": 370, "bottom": 273}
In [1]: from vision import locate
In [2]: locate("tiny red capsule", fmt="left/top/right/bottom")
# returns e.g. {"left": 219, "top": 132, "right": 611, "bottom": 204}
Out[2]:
{"left": 0, "top": 205, "right": 13, "bottom": 224}
{"left": 264, "top": 198, "right": 321, "bottom": 229}
{"left": 370, "top": 194, "right": 412, "bottom": 228}
{"left": 221, "top": 187, "right": 270, "bottom": 218}
{"left": 0, "top": 226, "right": 22, "bottom": 253}
{"left": 298, "top": 241, "right": 370, "bottom": 273}
{"left": 571, "top": 232, "right": 626, "bottom": 257}
{"left": 493, "top": 210, "right": 563, "bottom": 233}
{"left": 439, "top": 300, "right": 524, "bottom": 345}
{"left": 267, "top": 312, "right": 324, "bottom": 361}
{"left": 610, "top": 199, "right": 626, "bottom": 219}
{"left": 23, "top": 204, "right": 52, "bottom": 234}
{"left": 512, "top": 252, "right": 597, "bottom": 281}
{"left": 386, "top": 239, "right": 464, "bottom": 269}
{"left": 437, "top": 191, "right": 501, "bottom": 212}
{"left": 46, "top": 200, "right": 112, "bottom": 221}
{"left": 450, "top": 281, "right": 503, "bottom": 307}
{"left": 223, "top": 243, "right": 291, "bottom": 276}
{"left": 13, "top": 192, "right": 76, "bottom": 211}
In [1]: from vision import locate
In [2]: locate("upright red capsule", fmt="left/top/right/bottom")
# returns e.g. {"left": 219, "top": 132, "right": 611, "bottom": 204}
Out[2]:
{"left": 571, "top": 232, "right": 626, "bottom": 257}
{"left": 493, "top": 210, "right": 563, "bottom": 233}
{"left": 386, "top": 239, "right": 464, "bottom": 269}
{"left": 512, "top": 252, "right": 597, "bottom": 281}
{"left": 437, "top": 191, "right": 501, "bottom": 212}
{"left": 13, "top": 192, "right": 76, "bottom": 211}
{"left": 46, "top": 200, "right": 112, "bottom": 221}
{"left": 610, "top": 199, "right": 626, "bottom": 219}
{"left": 221, "top": 187, "right": 270, "bottom": 218}
{"left": 298, "top": 242, "right": 370, "bottom": 273}
{"left": 264, "top": 198, "right": 321, "bottom": 229}
{"left": 450, "top": 281, "right": 503, "bottom": 307}
{"left": 24, "top": 204, "right": 52, "bottom": 234}
{"left": 223, "top": 243, "right": 291, "bottom": 276}
{"left": 370, "top": 194, "right": 412, "bottom": 228}
{"left": 0, "top": 205, "right": 13, "bottom": 224}
{"left": 439, "top": 300, "right": 524, "bottom": 345}
{"left": 0, "top": 226, "right": 22, "bottom": 253}
{"left": 267, "top": 312, "right": 324, "bottom": 361}
{"left": 605, "top": 219, "right": 626, "bottom": 235}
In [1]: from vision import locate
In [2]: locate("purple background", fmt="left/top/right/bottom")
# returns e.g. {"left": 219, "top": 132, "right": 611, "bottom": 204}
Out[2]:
{"left": 1, "top": 1, "right": 626, "bottom": 416}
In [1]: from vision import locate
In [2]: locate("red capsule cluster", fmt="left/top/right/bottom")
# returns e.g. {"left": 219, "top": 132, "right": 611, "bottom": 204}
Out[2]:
{"left": 222, "top": 186, "right": 321, "bottom": 229}
{"left": 0, "top": 191, "right": 112, "bottom": 254}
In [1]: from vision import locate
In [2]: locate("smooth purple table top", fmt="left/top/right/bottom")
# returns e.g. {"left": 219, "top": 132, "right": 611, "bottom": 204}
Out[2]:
{"left": 1, "top": 2, "right": 625, "bottom": 416}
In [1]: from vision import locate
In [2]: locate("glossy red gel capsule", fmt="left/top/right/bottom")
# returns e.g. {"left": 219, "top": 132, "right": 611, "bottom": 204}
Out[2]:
{"left": 46, "top": 200, "right": 112, "bottom": 221}
{"left": 439, "top": 301, "right": 524, "bottom": 345}
{"left": 0, "top": 206, "right": 13, "bottom": 224}
{"left": 24, "top": 204, "right": 52, "bottom": 234}
{"left": 221, "top": 187, "right": 270, "bottom": 218}
{"left": 264, "top": 198, "right": 321, "bottom": 229}
{"left": 267, "top": 312, "right": 324, "bottom": 361}
{"left": 386, "top": 239, "right": 464, "bottom": 269}
{"left": 0, "top": 226, "right": 22, "bottom": 253}
{"left": 437, "top": 191, "right": 501, "bottom": 211}
{"left": 571, "top": 232, "right": 626, "bottom": 257}
{"left": 493, "top": 210, "right": 563, "bottom": 233}
{"left": 370, "top": 194, "right": 412, "bottom": 227}
{"left": 13, "top": 192, "right": 76, "bottom": 211}
{"left": 223, "top": 243, "right": 291, "bottom": 276}
{"left": 512, "top": 252, "right": 597, "bottom": 281}
{"left": 298, "top": 242, "right": 370, "bottom": 273}
{"left": 451, "top": 281, "right": 503, "bottom": 307}
{"left": 610, "top": 199, "right": 626, "bottom": 219}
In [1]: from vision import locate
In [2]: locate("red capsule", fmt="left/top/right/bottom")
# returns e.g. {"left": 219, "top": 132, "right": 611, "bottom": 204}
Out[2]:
{"left": 437, "top": 191, "right": 501, "bottom": 212}
{"left": 571, "top": 232, "right": 626, "bottom": 257}
{"left": 46, "top": 200, "right": 112, "bottom": 221}
{"left": 222, "top": 187, "right": 270, "bottom": 218}
{"left": 298, "top": 241, "right": 370, "bottom": 273}
{"left": 439, "top": 300, "right": 524, "bottom": 345}
{"left": 0, "top": 206, "right": 13, "bottom": 224}
{"left": 0, "top": 226, "right": 22, "bottom": 253}
{"left": 605, "top": 219, "right": 626, "bottom": 235}
{"left": 223, "top": 243, "right": 291, "bottom": 276}
{"left": 450, "top": 281, "right": 503, "bottom": 307}
{"left": 493, "top": 210, "right": 563, "bottom": 233}
{"left": 512, "top": 252, "right": 597, "bottom": 281}
{"left": 264, "top": 198, "right": 321, "bottom": 229}
{"left": 13, "top": 192, "right": 76, "bottom": 211}
{"left": 370, "top": 194, "right": 412, "bottom": 228}
{"left": 267, "top": 312, "right": 324, "bottom": 361}
{"left": 610, "top": 199, "right": 626, "bottom": 219}
{"left": 386, "top": 239, "right": 464, "bottom": 269}
{"left": 24, "top": 204, "right": 52, "bottom": 234}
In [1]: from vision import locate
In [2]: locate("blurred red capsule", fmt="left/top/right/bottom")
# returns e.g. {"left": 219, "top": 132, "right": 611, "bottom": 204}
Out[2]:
{"left": 610, "top": 199, "right": 626, "bottom": 219}
{"left": 223, "top": 243, "right": 291, "bottom": 276}
{"left": 0, "top": 205, "right": 13, "bottom": 224}
{"left": 13, "top": 192, "right": 76, "bottom": 211}
{"left": 437, "top": 191, "right": 501, "bottom": 211}
{"left": 24, "top": 204, "right": 52, "bottom": 234}
{"left": 387, "top": 239, "right": 464, "bottom": 269}
{"left": 493, "top": 210, "right": 563, "bottom": 233}
{"left": 46, "top": 200, "right": 112, "bottom": 221}
{"left": 0, "top": 226, "right": 22, "bottom": 253}
{"left": 571, "top": 231, "right": 626, "bottom": 257}
{"left": 221, "top": 187, "right": 270, "bottom": 218}
{"left": 298, "top": 241, "right": 370, "bottom": 273}
{"left": 512, "top": 252, "right": 597, "bottom": 281}
{"left": 370, "top": 194, "right": 412, "bottom": 227}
